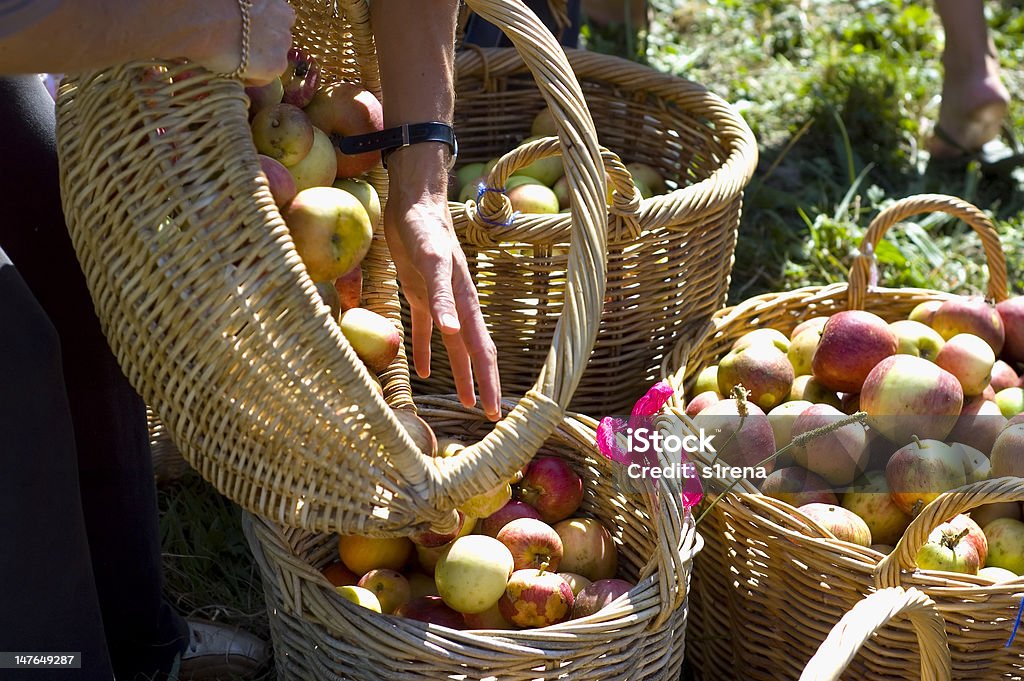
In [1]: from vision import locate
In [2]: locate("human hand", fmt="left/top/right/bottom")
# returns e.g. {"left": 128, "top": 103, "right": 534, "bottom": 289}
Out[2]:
{"left": 384, "top": 144, "right": 501, "bottom": 421}
{"left": 186, "top": 0, "right": 295, "bottom": 85}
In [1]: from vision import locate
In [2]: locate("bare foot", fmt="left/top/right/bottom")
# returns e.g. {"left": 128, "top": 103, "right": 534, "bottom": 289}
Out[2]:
{"left": 927, "top": 51, "right": 1010, "bottom": 158}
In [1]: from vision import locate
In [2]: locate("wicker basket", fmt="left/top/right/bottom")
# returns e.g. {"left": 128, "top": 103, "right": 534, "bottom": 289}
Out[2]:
{"left": 148, "top": 407, "right": 189, "bottom": 485}
{"left": 404, "top": 46, "right": 758, "bottom": 416}
{"left": 242, "top": 395, "right": 701, "bottom": 681}
{"left": 54, "top": 0, "right": 610, "bottom": 536}
{"left": 657, "top": 194, "right": 1024, "bottom": 680}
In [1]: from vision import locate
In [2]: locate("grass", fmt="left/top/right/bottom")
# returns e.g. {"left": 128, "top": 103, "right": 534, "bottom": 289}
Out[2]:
{"left": 158, "top": 1, "right": 1024, "bottom": 677}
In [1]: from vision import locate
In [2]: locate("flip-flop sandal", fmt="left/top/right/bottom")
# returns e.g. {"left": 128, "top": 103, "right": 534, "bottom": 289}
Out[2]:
{"left": 929, "top": 123, "right": 1024, "bottom": 177}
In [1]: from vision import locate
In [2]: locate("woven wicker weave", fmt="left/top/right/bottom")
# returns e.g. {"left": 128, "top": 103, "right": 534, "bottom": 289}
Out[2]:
{"left": 657, "top": 194, "right": 1024, "bottom": 680}
{"left": 404, "top": 46, "right": 757, "bottom": 416}
{"left": 54, "top": 0, "right": 607, "bottom": 537}
{"left": 243, "top": 395, "right": 701, "bottom": 681}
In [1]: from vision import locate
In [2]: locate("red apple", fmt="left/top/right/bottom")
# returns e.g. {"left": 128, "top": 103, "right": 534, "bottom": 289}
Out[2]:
{"left": 552, "top": 517, "right": 618, "bottom": 582}
{"left": 496, "top": 518, "right": 564, "bottom": 572}
{"left": 990, "top": 423, "right": 1024, "bottom": 478}
{"left": 860, "top": 355, "right": 963, "bottom": 445}
{"left": 394, "top": 596, "right": 465, "bottom": 629}
{"left": 761, "top": 466, "right": 839, "bottom": 508}
{"left": 991, "top": 360, "right": 1020, "bottom": 392}
{"left": 935, "top": 333, "right": 996, "bottom": 396}
{"left": 841, "top": 471, "right": 912, "bottom": 546}
{"left": 411, "top": 510, "right": 465, "bottom": 548}
{"left": 692, "top": 399, "right": 777, "bottom": 472}
{"left": 717, "top": 344, "right": 795, "bottom": 411}
{"left": 507, "top": 182, "right": 560, "bottom": 214}
{"left": 908, "top": 300, "right": 943, "bottom": 325}
{"left": 280, "top": 47, "right": 320, "bottom": 108}
{"left": 251, "top": 103, "right": 314, "bottom": 167}
{"left": 684, "top": 391, "right": 720, "bottom": 418}
{"left": 797, "top": 503, "right": 872, "bottom": 546}
{"left": 321, "top": 561, "right": 358, "bottom": 587}
{"left": 916, "top": 524, "right": 980, "bottom": 574}
{"left": 931, "top": 296, "right": 1005, "bottom": 355}
{"left": 788, "top": 375, "right": 842, "bottom": 409}
{"left": 499, "top": 569, "right": 574, "bottom": 627}
{"left": 340, "top": 308, "right": 402, "bottom": 374}
{"left": 462, "top": 602, "right": 514, "bottom": 630}
{"left": 956, "top": 443, "right": 991, "bottom": 484}
{"left": 358, "top": 569, "right": 411, "bottom": 614}
{"left": 811, "top": 310, "right": 897, "bottom": 393}
{"left": 245, "top": 76, "right": 284, "bottom": 118}
{"left": 334, "top": 266, "right": 362, "bottom": 313}
{"left": 885, "top": 438, "right": 968, "bottom": 516}
{"left": 480, "top": 500, "right": 544, "bottom": 538}
{"left": 996, "top": 296, "right": 1024, "bottom": 363}
{"left": 305, "top": 82, "right": 384, "bottom": 178}
{"left": 571, "top": 578, "right": 633, "bottom": 619}
{"left": 946, "top": 397, "right": 1006, "bottom": 455}
{"left": 945, "top": 513, "right": 988, "bottom": 565}
{"left": 790, "top": 404, "right": 869, "bottom": 487}
{"left": 257, "top": 154, "right": 298, "bottom": 208}
{"left": 732, "top": 328, "right": 791, "bottom": 353}
{"left": 517, "top": 457, "right": 583, "bottom": 524}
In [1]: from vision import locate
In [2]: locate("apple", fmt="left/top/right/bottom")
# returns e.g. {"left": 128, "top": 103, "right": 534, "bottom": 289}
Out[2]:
{"left": 983, "top": 385, "right": 998, "bottom": 401}
{"left": 337, "top": 535, "right": 413, "bottom": 575}
{"left": 767, "top": 400, "right": 814, "bottom": 454}
{"left": 506, "top": 182, "right": 560, "bottom": 214}
{"left": 790, "top": 404, "right": 869, "bottom": 487}
{"left": 553, "top": 517, "right": 618, "bottom": 582}
{"left": 517, "top": 457, "right": 583, "bottom": 524}
{"left": 692, "top": 399, "right": 776, "bottom": 472}
{"left": 693, "top": 365, "right": 721, "bottom": 396}
{"left": 257, "top": 154, "right": 298, "bottom": 208}
{"left": 970, "top": 501, "right": 1022, "bottom": 529}
{"left": 889, "top": 319, "right": 945, "bottom": 361}
{"left": 790, "top": 316, "right": 829, "bottom": 340}
{"left": 499, "top": 569, "right": 574, "bottom": 627}
{"left": 321, "top": 561, "right": 358, "bottom": 587}
{"left": 245, "top": 77, "right": 284, "bottom": 117}
{"left": 459, "top": 482, "right": 513, "bottom": 520}
{"left": 935, "top": 333, "right": 996, "bottom": 396}
{"left": 932, "top": 296, "right": 1005, "bottom": 355}
{"left": 841, "top": 471, "right": 912, "bottom": 546}
{"left": 840, "top": 392, "right": 861, "bottom": 416}
{"left": 389, "top": 407, "right": 437, "bottom": 457}
{"left": 990, "top": 423, "right": 1024, "bottom": 477}
{"left": 996, "top": 296, "right": 1024, "bottom": 363}
{"left": 505, "top": 174, "right": 544, "bottom": 190}
{"left": 333, "top": 266, "right": 362, "bottom": 313}
{"left": 994, "top": 387, "right": 1024, "bottom": 417}
{"left": 480, "top": 500, "right": 544, "bottom": 537}
{"left": 812, "top": 310, "right": 897, "bottom": 393}
{"left": 991, "top": 360, "right": 1020, "bottom": 392}
{"left": 626, "top": 162, "right": 667, "bottom": 195}
{"left": 956, "top": 443, "right": 991, "bottom": 484}
{"left": 462, "top": 602, "right": 514, "bottom": 630}
{"left": 280, "top": 47, "right": 320, "bottom": 108}
{"left": 551, "top": 175, "right": 570, "bottom": 210}
{"left": 860, "top": 355, "right": 963, "bottom": 444}
{"left": 531, "top": 107, "right": 558, "bottom": 137}
{"left": 761, "top": 466, "right": 838, "bottom": 507}
{"left": 908, "top": 300, "right": 943, "bottom": 325}
{"left": 340, "top": 307, "right": 402, "bottom": 374}
{"left": 916, "top": 526, "right": 980, "bottom": 575}
{"left": 497, "top": 517, "right": 564, "bottom": 572}
{"left": 415, "top": 543, "right": 447, "bottom": 576}
{"left": 979, "top": 566, "right": 1020, "bottom": 582}
{"left": 395, "top": 596, "right": 465, "bottom": 629}
{"left": 515, "top": 135, "right": 564, "bottom": 187}
{"left": 885, "top": 439, "right": 968, "bottom": 515}
{"left": 788, "top": 375, "right": 842, "bottom": 409}
{"left": 571, "top": 578, "right": 634, "bottom": 619}
{"left": 983, "top": 518, "right": 1024, "bottom": 573}
{"left": 251, "top": 103, "right": 314, "bottom": 166}
{"left": 314, "top": 280, "right": 341, "bottom": 319}
{"left": 305, "top": 82, "right": 384, "bottom": 178}
{"left": 458, "top": 175, "right": 486, "bottom": 203}
{"left": 406, "top": 573, "right": 439, "bottom": 599}
{"left": 455, "top": 163, "right": 487, "bottom": 193}
{"left": 287, "top": 126, "right": 338, "bottom": 190}
{"left": 558, "top": 572, "right": 592, "bottom": 596}
{"left": 333, "top": 178, "right": 381, "bottom": 227}
{"left": 797, "top": 503, "right": 872, "bottom": 546}
{"left": 787, "top": 328, "right": 820, "bottom": 376}
{"left": 411, "top": 510, "right": 464, "bottom": 548}
{"left": 945, "top": 513, "right": 988, "bottom": 565}
{"left": 435, "top": 535, "right": 514, "bottom": 614}
{"left": 357, "top": 569, "right": 411, "bottom": 614}
{"left": 946, "top": 397, "right": 1006, "bottom": 455}
{"left": 684, "top": 390, "right": 721, "bottom": 417}
{"left": 717, "top": 344, "right": 795, "bottom": 411}
{"left": 335, "top": 585, "right": 382, "bottom": 612}
{"left": 731, "top": 328, "right": 790, "bottom": 354}
{"left": 282, "top": 186, "right": 373, "bottom": 282}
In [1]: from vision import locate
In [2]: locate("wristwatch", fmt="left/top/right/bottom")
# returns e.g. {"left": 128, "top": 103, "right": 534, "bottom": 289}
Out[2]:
{"left": 338, "top": 121, "right": 458, "bottom": 171}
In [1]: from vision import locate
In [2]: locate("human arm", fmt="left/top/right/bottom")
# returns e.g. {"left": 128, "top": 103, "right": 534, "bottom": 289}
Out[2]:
{"left": 0, "top": 0, "right": 294, "bottom": 84}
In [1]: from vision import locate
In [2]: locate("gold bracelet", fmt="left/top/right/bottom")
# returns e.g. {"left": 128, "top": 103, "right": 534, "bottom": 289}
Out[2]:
{"left": 222, "top": 0, "right": 252, "bottom": 79}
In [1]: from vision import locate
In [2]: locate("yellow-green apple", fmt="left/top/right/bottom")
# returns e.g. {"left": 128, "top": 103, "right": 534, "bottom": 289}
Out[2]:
{"left": 337, "top": 534, "right": 413, "bottom": 575}
{"left": 339, "top": 307, "right": 402, "bottom": 373}
{"left": 991, "top": 360, "right": 1020, "bottom": 392}
{"left": 455, "top": 163, "right": 487, "bottom": 193}
{"left": 935, "top": 333, "right": 996, "bottom": 396}
{"left": 787, "top": 328, "right": 820, "bottom": 376}
{"left": 946, "top": 397, "right": 1006, "bottom": 455}
{"left": 983, "top": 518, "right": 1024, "bottom": 573}
{"left": 496, "top": 517, "right": 564, "bottom": 572}
{"left": 626, "top": 161, "right": 667, "bottom": 195}
{"left": 411, "top": 510, "right": 464, "bottom": 548}
{"left": 996, "top": 296, "right": 1024, "bottom": 363}
{"left": 245, "top": 77, "right": 283, "bottom": 118}
{"left": 889, "top": 319, "right": 945, "bottom": 361}
{"left": 692, "top": 399, "right": 776, "bottom": 472}
{"left": 462, "top": 602, "right": 514, "bottom": 630}
{"left": 788, "top": 375, "right": 842, "bottom": 409}
{"left": 684, "top": 391, "right": 720, "bottom": 417}
{"left": 551, "top": 175, "right": 570, "bottom": 210}
{"left": 530, "top": 107, "right": 558, "bottom": 137}
{"left": 716, "top": 344, "right": 795, "bottom": 411}
{"left": 915, "top": 525, "right": 980, "bottom": 575}
{"left": 395, "top": 595, "right": 465, "bottom": 629}
{"left": 732, "top": 328, "right": 791, "bottom": 353}
{"left": 811, "top": 310, "right": 898, "bottom": 393}
{"left": 931, "top": 296, "right": 1005, "bottom": 354}
{"left": 767, "top": 400, "right": 814, "bottom": 456}
{"left": 955, "top": 443, "right": 991, "bottom": 484}
{"left": 280, "top": 47, "right": 320, "bottom": 108}
{"left": 282, "top": 186, "right": 373, "bottom": 281}
{"left": 435, "top": 437, "right": 466, "bottom": 459}
{"left": 558, "top": 572, "right": 592, "bottom": 596}
{"left": 357, "top": 569, "right": 411, "bottom": 614}
{"left": 761, "top": 466, "right": 838, "bottom": 507}
{"left": 994, "top": 387, "right": 1024, "bottom": 417}
{"left": 797, "top": 503, "right": 872, "bottom": 546}
{"left": 314, "top": 280, "right": 340, "bottom": 320}
{"left": 885, "top": 438, "right": 968, "bottom": 515}
{"left": 990, "top": 423, "right": 1024, "bottom": 477}
{"left": 390, "top": 407, "right": 437, "bottom": 457}
{"left": 515, "top": 135, "right": 564, "bottom": 186}
{"left": 335, "top": 585, "right": 382, "bottom": 612}
{"left": 908, "top": 300, "right": 943, "bottom": 325}
{"left": 970, "top": 501, "right": 1022, "bottom": 530}
{"left": 321, "top": 561, "right": 358, "bottom": 587}
{"left": 946, "top": 513, "right": 988, "bottom": 565}
{"left": 435, "top": 535, "right": 514, "bottom": 614}
{"left": 790, "top": 316, "right": 830, "bottom": 341}
{"left": 791, "top": 404, "right": 869, "bottom": 487}
{"left": 571, "top": 578, "right": 633, "bottom": 619}
{"left": 333, "top": 266, "right": 362, "bottom": 313}
{"left": 287, "top": 126, "right": 338, "bottom": 190}
{"left": 979, "top": 566, "right": 1020, "bottom": 582}
{"left": 860, "top": 355, "right": 963, "bottom": 444}
{"left": 507, "top": 182, "right": 560, "bottom": 214}
{"left": 331, "top": 178, "right": 380, "bottom": 228}
{"left": 251, "top": 103, "right": 314, "bottom": 166}
{"left": 457, "top": 175, "right": 486, "bottom": 203}
{"left": 480, "top": 500, "right": 544, "bottom": 538}
{"left": 499, "top": 569, "right": 574, "bottom": 627}
{"left": 505, "top": 174, "right": 544, "bottom": 189}
{"left": 841, "top": 470, "right": 912, "bottom": 546}
{"left": 257, "top": 154, "right": 298, "bottom": 208}
{"left": 305, "top": 82, "right": 384, "bottom": 178}
{"left": 406, "top": 572, "right": 439, "bottom": 599}
{"left": 517, "top": 456, "right": 583, "bottom": 524}
{"left": 459, "top": 482, "right": 513, "bottom": 520}
{"left": 552, "top": 517, "right": 618, "bottom": 582}
{"left": 693, "top": 365, "right": 721, "bottom": 397}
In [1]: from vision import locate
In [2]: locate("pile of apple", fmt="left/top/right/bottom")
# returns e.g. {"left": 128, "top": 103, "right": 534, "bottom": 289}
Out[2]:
{"left": 685, "top": 293, "right": 1024, "bottom": 580}
{"left": 245, "top": 48, "right": 405, "bottom": 382}
{"left": 321, "top": 433, "right": 631, "bottom": 630}
{"left": 449, "top": 107, "right": 668, "bottom": 214}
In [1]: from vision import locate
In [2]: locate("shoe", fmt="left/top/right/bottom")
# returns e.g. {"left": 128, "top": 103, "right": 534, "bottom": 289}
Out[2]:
{"left": 928, "top": 122, "right": 1024, "bottom": 177}
{"left": 171, "top": 618, "right": 270, "bottom": 680}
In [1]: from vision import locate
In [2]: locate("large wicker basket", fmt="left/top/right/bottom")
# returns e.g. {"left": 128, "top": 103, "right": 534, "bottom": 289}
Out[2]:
{"left": 405, "top": 46, "right": 758, "bottom": 416}
{"left": 242, "top": 395, "right": 701, "bottom": 681}
{"left": 54, "top": 0, "right": 610, "bottom": 536}
{"left": 657, "top": 194, "right": 1024, "bottom": 680}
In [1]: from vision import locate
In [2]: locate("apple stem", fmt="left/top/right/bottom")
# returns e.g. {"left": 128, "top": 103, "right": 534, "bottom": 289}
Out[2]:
{"left": 911, "top": 435, "right": 923, "bottom": 448}
{"left": 538, "top": 561, "right": 549, "bottom": 576}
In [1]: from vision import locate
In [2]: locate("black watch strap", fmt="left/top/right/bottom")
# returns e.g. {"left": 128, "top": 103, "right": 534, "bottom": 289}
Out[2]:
{"left": 338, "top": 121, "right": 458, "bottom": 170}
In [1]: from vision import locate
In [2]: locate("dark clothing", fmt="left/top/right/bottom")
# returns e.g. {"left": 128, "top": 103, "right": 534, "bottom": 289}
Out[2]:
{"left": 463, "top": 0, "right": 582, "bottom": 48}
{"left": 0, "top": 75, "right": 188, "bottom": 680}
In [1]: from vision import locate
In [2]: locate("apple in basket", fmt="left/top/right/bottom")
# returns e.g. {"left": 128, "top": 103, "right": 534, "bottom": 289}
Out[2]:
{"left": 558, "top": 572, "right": 592, "bottom": 596}
{"left": 908, "top": 300, "right": 943, "bottom": 325}
{"left": 990, "top": 360, "right": 1020, "bottom": 392}
{"left": 435, "top": 535, "right": 515, "bottom": 614}
{"left": 797, "top": 503, "right": 872, "bottom": 547}
{"left": 885, "top": 438, "right": 968, "bottom": 516}
{"left": 790, "top": 404, "right": 869, "bottom": 487}
{"left": 761, "top": 466, "right": 838, "bottom": 508}
{"left": 515, "top": 135, "right": 565, "bottom": 187}
{"left": 333, "top": 266, "right": 363, "bottom": 313}
{"left": 571, "top": 578, "right": 634, "bottom": 619}
{"left": 995, "top": 387, "right": 1024, "bottom": 416}
{"left": 946, "top": 397, "right": 1006, "bottom": 455}
{"left": 321, "top": 561, "right": 358, "bottom": 587}
{"left": 357, "top": 569, "right": 412, "bottom": 615}
{"left": 314, "top": 281, "right": 341, "bottom": 320}
{"left": 996, "top": 296, "right": 1024, "bottom": 363}
{"left": 990, "top": 423, "right": 1024, "bottom": 478}
{"left": 337, "top": 535, "right": 413, "bottom": 576}
{"left": 935, "top": 333, "right": 996, "bottom": 397}
{"left": 339, "top": 308, "right": 402, "bottom": 374}
{"left": 788, "top": 375, "right": 842, "bottom": 409}
{"left": 790, "top": 316, "right": 829, "bottom": 340}
{"left": 860, "top": 355, "right": 964, "bottom": 444}
{"left": 889, "top": 319, "right": 945, "bottom": 361}
{"left": 553, "top": 517, "right": 618, "bottom": 582}
{"left": 245, "top": 76, "right": 284, "bottom": 118}
{"left": 497, "top": 518, "right": 564, "bottom": 572}
{"left": 517, "top": 456, "right": 583, "bottom": 524}
{"left": 732, "top": 328, "right": 791, "bottom": 353}
{"left": 506, "top": 182, "right": 560, "bottom": 214}
{"left": 462, "top": 602, "right": 514, "bottom": 630}
{"left": 811, "top": 311, "right": 898, "bottom": 394}
{"left": 305, "top": 82, "right": 384, "bottom": 178}
{"left": 406, "top": 573, "right": 439, "bottom": 599}
{"left": 335, "top": 585, "right": 382, "bottom": 612}
{"left": 626, "top": 162, "right": 667, "bottom": 196}
{"left": 970, "top": 501, "right": 1022, "bottom": 530}
{"left": 251, "top": 103, "right": 315, "bottom": 167}
{"left": 499, "top": 569, "right": 574, "bottom": 627}
{"left": 957, "top": 444, "right": 991, "bottom": 484}
{"left": 915, "top": 524, "right": 980, "bottom": 575}
{"left": 287, "top": 127, "right": 338, "bottom": 191}
{"left": 257, "top": 154, "right": 297, "bottom": 208}
{"left": 979, "top": 566, "right": 1020, "bottom": 583}
{"left": 767, "top": 400, "right": 814, "bottom": 454}
{"left": 840, "top": 470, "right": 911, "bottom": 547}
{"left": 410, "top": 510, "right": 465, "bottom": 548}
{"left": 693, "top": 365, "right": 721, "bottom": 396}
{"left": 395, "top": 596, "right": 465, "bottom": 629}
{"left": 787, "top": 327, "right": 821, "bottom": 376}
{"left": 390, "top": 408, "right": 438, "bottom": 457}
{"left": 684, "top": 390, "right": 721, "bottom": 417}
{"left": 280, "top": 47, "right": 321, "bottom": 108}
{"left": 691, "top": 398, "right": 776, "bottom": 473}
{"left": 983, "top": 518, "right": 1024, "bottom": 574}
{"left": 716, "top": 344, "right": 794, "bottom": 411}
{"left": 459, "top": 481, "right": 514, "bottom": 520}
{"left": 333, "top": 178, "right": 381, "bottom": 228}
{"left": 931, "top": 296, "right": 1005, "bottom": 355}
{"left": 945, "top": 514, "right": 988, "bottom": 565}
{"left": 282, "top": 186, "right": 373, "bottom": 282}
{"left": 479, "top": 500, "right": 544, "bottom": 537}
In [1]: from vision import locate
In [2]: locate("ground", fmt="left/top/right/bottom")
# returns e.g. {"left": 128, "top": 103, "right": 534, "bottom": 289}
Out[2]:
{"left": 158, "top": 2, "right": 1024, "bottom": 678}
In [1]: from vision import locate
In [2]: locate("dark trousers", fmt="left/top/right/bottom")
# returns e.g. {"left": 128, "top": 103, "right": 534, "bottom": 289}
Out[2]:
{"left": 463, "top": 0, "right": 582, "bottom": 48}
{"left": 0, "top": 76, "right": 188, "bottom": 680}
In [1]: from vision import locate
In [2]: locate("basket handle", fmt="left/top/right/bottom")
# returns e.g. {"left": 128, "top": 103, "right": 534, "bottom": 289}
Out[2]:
{"left": 798, "top": 587, "right": 951, "bottom": 681}
{"left": 425, "top": 0, "right": 608, "bottom": 511}
{"left": 873, "top": 476, "right": 1024, "bottom": 588}
{"left": 847, "top": 193, "right": 1008, "bottom": 310}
